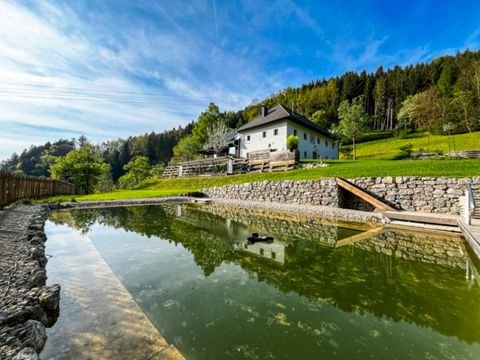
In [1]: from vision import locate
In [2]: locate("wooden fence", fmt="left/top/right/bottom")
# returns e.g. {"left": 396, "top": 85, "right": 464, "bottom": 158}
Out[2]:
{"left": 163, "top": 151, "right": 298, "bottom": 178}
{"left": 0, "top": 170, "right": 78, "bottom": 209}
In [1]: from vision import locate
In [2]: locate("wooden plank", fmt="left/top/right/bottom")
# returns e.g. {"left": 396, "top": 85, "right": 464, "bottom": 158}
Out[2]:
{"left": 384, "top": 211, "right": 459, "bottom": 226}
{"left": 270, "top": 160, "right": 296, "bottom": 167}
{"left": 335, "top": 227, "right": 385, "bottom": 248}
{"left": 249, "top": 159, "right": 270, "bottom": 165}
{"left": 336, "top": 177, "right": 395, "bottom": 211}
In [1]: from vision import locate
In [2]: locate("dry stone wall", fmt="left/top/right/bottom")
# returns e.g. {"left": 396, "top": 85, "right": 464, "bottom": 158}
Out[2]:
{"left": 350, "top": 177, "right": 480, "bottom": 215}
{"left": 203, "top": 177, "right": 480, "bottom": 215}
{"left": 203, "top": 179, "right": 339, "bottom": 207}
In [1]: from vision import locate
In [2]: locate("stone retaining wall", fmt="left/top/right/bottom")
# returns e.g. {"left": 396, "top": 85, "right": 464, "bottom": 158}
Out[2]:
{"left": 350, "top": 177, "right": 480, "bottom": 214}
{"left": 202, "top": 179, "right": 339, "bottom": 207}
{"left": 203, "top": 177, "right": 480, "bottom": 215}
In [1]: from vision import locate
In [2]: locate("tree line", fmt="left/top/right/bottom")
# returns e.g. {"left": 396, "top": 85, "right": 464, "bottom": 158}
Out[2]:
{"left": 2, "top": 49, "right": 480, "bottom": 193}
{"left": 243, "top": 49, "right": 480, "bottom": 135}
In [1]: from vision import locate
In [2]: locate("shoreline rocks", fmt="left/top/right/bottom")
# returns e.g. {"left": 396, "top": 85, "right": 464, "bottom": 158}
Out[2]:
{"left": 0, "top": 205, "right": 60, "bottom": 360}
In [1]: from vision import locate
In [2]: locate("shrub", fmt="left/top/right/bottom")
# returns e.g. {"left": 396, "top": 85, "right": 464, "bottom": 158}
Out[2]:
{"left": 287, "top": 135, "right": 299, "bottom": 152}
{"left": 340, "top": 146, "right": 353, "bottom": 159}
{"left": 395, "top": 143, "right": 413, "bottom": 159}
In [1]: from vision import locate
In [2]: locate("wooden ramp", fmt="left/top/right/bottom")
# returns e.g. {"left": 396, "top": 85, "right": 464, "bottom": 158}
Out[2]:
{"left": 336, "top": 178, "right": 395, "bottom": 211}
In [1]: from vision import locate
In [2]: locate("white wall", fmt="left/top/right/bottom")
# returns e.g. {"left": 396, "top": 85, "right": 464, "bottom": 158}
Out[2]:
{"left": 239, "top": 121, "right": 288, "bottom": 158}
{"left": 238, "top": 120, "right": 338, "bottom": 160}
{"left": 286, "top": 120, "right": 338, "bottom": 160}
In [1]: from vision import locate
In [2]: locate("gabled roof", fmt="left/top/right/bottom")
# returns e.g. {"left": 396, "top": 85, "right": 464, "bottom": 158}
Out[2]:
{"left": 237, "top": 104, "right": 334, "bottom": 139}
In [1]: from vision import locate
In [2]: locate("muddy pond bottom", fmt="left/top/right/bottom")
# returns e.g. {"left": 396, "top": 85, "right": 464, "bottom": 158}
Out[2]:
{"left": 43, "top": 204, "right": 480, "bottom": 359}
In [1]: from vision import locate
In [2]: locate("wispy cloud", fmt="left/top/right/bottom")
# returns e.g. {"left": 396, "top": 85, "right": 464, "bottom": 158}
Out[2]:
{"left": 0, "top": 0, "right": 289, "bottom": 160}
{"left": 1, "top": 0, "right": 479, "bottom": 160}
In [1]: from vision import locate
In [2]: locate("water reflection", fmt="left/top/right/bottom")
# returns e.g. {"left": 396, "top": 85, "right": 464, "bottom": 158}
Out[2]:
{"left": 48, "top": 204, "right": 480, "bottom": 359}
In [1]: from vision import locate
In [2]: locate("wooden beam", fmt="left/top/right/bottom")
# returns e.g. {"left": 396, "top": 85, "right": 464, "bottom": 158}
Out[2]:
{"left": 384, "top": 211, "right": 459, "bottom": 226}
{"left": 335, "top": 227, "right": 385, "bottom": 248}
{"left": 336, "top": 178, "right": 395, "bottom": 211}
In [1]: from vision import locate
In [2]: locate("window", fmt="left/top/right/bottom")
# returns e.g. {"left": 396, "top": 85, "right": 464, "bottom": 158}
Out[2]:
{"left": 293, "top": 129, "right": 297, "bottom": 136}
{"left": 271, "top": 251, "right": 276, "bottom": 259}
{"left": 303, "top": 133, "right": 307, "bottom": 140}
{"left": 332, "top": 142, "right": 335, "bottom": 149}
{"left": 274, "top": 129, "right": 278, "bottom": 136}
{"left": 246, "top": 135, "right": 251, "bottom": 142}
{"left": 313, "top": 151, "right": 317, "bottom": 159}
{"left": 310, "top": 134, "right": 314, "bottom": 144}
{"left": 325, "top": 140, "right": 328, "bottom": 147}
{"left": 304, "top": 151, "right": 307, "bottom": 158}
{"left": 317, "top": 137, "right": 320, "bottom": 144}
{"left": 262, "top": 131, "right": 267, "bottom": 138}
{"left": 260, "top": 248, "right": 264, "bottom": 256}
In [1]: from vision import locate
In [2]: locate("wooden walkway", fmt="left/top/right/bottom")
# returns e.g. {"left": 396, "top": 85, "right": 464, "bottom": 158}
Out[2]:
{"left": 384, "top": 211, "right": 460, "bottom": 227}
{"left": 458, "top": 218, "right": 480, "bottom": 260}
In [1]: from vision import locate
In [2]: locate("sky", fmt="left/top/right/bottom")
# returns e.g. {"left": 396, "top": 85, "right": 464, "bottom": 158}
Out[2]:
{"left": 1, "top": 0, "right": 480, "bottom": 161}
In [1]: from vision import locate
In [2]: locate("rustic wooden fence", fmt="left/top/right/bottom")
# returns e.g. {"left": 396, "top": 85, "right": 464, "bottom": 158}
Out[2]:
{"left": 0, "top": 170, "right": 78, "bottom": 209}
{"left": 163, "top": 151, "right": 298, "bottom": 178}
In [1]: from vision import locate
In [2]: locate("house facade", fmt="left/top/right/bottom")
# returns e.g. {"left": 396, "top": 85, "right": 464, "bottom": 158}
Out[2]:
{"left": 237, "top": 104, "right": 338, "bottom": 160}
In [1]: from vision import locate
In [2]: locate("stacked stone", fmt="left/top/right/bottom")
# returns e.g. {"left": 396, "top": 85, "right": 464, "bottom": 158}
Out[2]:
{"left": 353, "top": 230, "right": 467, "bottom": 268}
{"left": 203, "top": 179, "right": 339, "bottom": 207}
{"left": 200, "top": 204, "right": 341, "bottom": 247}
{"left": 351, "top": 177, "right": 480, "bottom": 214}
{"left": 0, "top": 205, "right": 60, "bottom": 360}
{"left": 203, "top": 177, "right": 480, "bottom": 215}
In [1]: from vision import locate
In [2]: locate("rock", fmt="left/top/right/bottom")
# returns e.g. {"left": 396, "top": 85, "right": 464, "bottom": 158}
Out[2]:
{"left": 13, "top": 347, "right": 39, "bottom": 360}
{"left": 29, "top": 269, "right": 47, "bottom": 288}
{"left": 39, "top": 285, "right": 61, "bottom": 311}
{"left": 21, "top": 320, "right": 46, "bottom": 352}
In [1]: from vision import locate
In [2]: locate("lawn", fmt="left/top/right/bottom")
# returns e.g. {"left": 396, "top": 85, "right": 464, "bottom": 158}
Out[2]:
{"left": 41, "top": 158, "right": 480, "bottom": 202}
{"left": 352, "top": 131, "right": 480, "bottom": 159}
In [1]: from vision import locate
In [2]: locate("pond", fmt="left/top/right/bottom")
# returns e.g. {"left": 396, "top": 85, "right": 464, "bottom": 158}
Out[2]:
{"left": 44, "top": 204, "right": 480, "bottom": 359}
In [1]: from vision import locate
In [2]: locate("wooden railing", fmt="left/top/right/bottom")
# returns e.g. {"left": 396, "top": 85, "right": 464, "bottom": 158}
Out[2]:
{"left": 0, "top": 170, "right": 78, "bottom": 209}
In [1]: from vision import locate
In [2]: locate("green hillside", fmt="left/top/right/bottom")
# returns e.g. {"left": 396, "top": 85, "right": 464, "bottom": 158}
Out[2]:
{"left": 42, "top": 158, "right": 480, "bottom": 203}
{"left": 352, "top": 131, "right": 480, "bottom": 160}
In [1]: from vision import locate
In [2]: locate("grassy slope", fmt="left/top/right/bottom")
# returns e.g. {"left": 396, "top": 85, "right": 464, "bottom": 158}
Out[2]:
{"left": 354, "top": 131, "right": 480, "bottom": 159}
{"left": 43, "top": 158, "right": 480, "bottom": 202}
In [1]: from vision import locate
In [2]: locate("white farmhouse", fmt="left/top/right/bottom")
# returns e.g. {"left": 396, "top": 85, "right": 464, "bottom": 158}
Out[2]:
{"left": 237, "top": 104, "right": 338, "bottom": 160}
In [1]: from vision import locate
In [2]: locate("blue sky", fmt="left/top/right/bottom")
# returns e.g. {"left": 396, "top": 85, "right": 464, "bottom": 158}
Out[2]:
{"left": 1, "top": 0, "right": 480, "bottom": 160}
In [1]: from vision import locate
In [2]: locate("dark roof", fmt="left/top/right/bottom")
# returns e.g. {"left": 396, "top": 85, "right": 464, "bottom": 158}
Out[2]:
{"left": 237, "top": 104, "right": 333, "bottom": 138}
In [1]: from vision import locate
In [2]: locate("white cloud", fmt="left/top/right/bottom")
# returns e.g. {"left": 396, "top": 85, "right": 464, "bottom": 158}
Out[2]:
{"left": 0, "top": 1, "right": 288, "bottom": 161}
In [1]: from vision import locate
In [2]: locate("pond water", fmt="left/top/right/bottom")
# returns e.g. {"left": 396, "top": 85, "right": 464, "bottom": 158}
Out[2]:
{"left": 45, "top": 204, "right": 480, "bottom": 359}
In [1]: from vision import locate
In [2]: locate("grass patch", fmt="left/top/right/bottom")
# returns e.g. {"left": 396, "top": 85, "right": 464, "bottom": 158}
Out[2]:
{"left": 39, "top": 158, "right": 480, "bottom": 202}
{"left": 351, "top": 131, "right": 480, "bottom": 159}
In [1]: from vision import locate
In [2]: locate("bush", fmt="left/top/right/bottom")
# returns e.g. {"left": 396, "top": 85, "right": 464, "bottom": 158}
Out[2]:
{"left": 340, "top": 146, "right": 353, "bottom": 159}
{"left": 395, "top": 143, "right": 413, "bottom": 159}
{"left": 287, "top": 135, "right": 299, "bottom": 152}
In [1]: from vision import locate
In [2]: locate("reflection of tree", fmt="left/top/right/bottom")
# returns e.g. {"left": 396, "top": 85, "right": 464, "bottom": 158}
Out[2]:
{"left": 53, "top": 205, "right": 480, "bottom": 343}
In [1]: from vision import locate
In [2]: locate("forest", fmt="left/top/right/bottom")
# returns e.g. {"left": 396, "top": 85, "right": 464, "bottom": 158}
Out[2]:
{"left": 2, "top": 49, "right": 480, "bottom": 190}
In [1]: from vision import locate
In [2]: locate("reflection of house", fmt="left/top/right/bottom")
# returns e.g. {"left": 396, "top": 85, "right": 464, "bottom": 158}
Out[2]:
{"left": 235, "top": 240, "right": 286, "bottom": 264}
{"left": 237, "top": 104, "right": 338, "bottom": 160}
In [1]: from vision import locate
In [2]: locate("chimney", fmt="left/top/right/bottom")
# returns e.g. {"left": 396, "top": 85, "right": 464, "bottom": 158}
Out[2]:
{"left": 261, "top": 106, "right": 268, "bottom": 117}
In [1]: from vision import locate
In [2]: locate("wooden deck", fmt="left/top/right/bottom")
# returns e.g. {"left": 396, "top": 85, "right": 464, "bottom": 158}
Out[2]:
{"left": 458, "top": 218, "right": 480, "bottom": 260}
{"left": 384, "top": 211, "right": 460, "bottom": 227}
